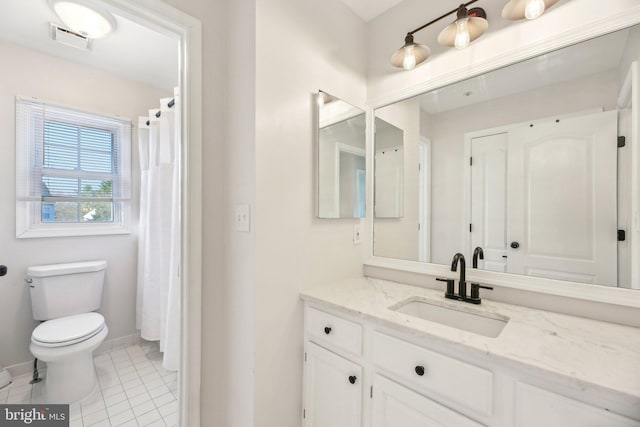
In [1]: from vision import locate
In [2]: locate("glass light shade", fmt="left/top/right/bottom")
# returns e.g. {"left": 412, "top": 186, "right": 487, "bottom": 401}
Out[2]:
{"left": 502, "top": 0, "right": 559, "bottom": 20}
{"left": 437, "top": 16, "right": 488, "bottom": 48}
{"left": 454, "top": 18, "right": 471, "bottom": 49}
{"left": 524, "top": 0, "right": 546, "bottom": 19}
{"left": 49, "top": 0, "right": 116, "bottom": 38}
{"left": 390, "top": 35, "right": 430, "bottom": 70}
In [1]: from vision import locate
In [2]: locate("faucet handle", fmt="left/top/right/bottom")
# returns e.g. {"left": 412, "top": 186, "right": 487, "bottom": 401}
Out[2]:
{"left": 436, "top": 277, "right": 455, "bottom": 296}
{"left": 470, "top": 283, "right": 493, "bottom": 301}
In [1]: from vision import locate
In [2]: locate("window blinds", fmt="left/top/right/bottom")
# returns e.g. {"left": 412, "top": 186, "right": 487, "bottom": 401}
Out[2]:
{"left": 16, "top": 97, "right": 131, "bottom": 224}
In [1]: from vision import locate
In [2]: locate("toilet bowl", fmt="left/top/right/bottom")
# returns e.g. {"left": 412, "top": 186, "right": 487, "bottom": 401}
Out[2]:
{"left": 27, "top": 260, "right": 108, "bottom": 404}
{"left": 30, "top": 312, "right": 108, "bottom": 404}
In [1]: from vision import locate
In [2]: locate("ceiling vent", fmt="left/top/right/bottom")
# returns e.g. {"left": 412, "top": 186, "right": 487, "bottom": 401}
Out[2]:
{"left": 49, "top": 23, "right": 93, "bottom": 51}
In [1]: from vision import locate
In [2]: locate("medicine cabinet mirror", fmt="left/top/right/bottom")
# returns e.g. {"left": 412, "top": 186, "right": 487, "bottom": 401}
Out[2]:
{"left": 317, "top": 91, "right": 366, "bottom": 219}
{"left": 373, "top": 24, "right": 640, "bottom": 291}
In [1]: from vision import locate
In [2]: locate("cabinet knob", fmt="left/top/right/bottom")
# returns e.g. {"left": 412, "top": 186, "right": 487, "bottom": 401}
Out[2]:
{"left": 510, "top": 241, "right": 520, "bottom": 249}
{"left": 324, "top": 326, "right": 332, "bottom": 335}
{"left": 415, "top": 365, "right": 425, "bottom": 376}
{"left": 348, "top": 375, "right": 357, "bottom": 385}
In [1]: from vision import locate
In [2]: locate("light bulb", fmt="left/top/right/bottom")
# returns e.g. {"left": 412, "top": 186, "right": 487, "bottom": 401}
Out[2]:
{"left": 52, "top": 1, "right": 115, "bottom": 38}
{"left": 402, "top": 45, "right": 416, "bottom": 70}
{"left": 524, "top": 0, "right": 546, "bottom": 20}
{"left": 454, "top": 18, "right": 470, "bottom": 49}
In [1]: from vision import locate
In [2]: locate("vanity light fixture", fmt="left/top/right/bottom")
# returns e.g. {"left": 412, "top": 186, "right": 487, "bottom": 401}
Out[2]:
{"left": 48, "top": 0, "right": 117, "bottom": 39}
{"left": 438, "top": 5, "right": 488, "bottom": 50}
{"left": 502, "top": 0, "right": 559, "bottom": 20}
{"left": 390, "top": 1, "right": 487, "bottom": 70}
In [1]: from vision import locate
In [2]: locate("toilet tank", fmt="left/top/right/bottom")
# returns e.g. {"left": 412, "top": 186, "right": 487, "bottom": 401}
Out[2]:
{"left": 27, "top": 260, "right": 107, "bottom": 320}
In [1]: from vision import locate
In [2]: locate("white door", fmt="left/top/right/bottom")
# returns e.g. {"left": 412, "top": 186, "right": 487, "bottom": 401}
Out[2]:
{"left": 470, "top": 133, "right": 509, "bottom": 272}
{"left": 372, "top": 374, "right": 483, "bottom": 427}
{"left": 507, "top": 111, "right": 618, "bottom": 285}
{"left": 303, "top": 342, "right": 362, "bottom": 427}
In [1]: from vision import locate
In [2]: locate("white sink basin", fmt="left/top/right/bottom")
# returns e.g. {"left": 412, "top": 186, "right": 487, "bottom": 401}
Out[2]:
{"left": 390, "top": 298, "right": 509, "bottom": 338}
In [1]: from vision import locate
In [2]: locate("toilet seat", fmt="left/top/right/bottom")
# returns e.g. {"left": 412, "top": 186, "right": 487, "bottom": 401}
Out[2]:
{"left": 32, "top": 313, "right": 106, "bottom": 348}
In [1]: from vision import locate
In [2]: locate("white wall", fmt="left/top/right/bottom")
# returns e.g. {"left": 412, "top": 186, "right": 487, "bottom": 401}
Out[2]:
{"left": 374, "top": 98, "right": 420, "bottom": 260}
{"left": 0, "top": 40, "right": 171, "bottom": 367}
{"left": 254, "top": 0, "right": 367, "bottom": 426}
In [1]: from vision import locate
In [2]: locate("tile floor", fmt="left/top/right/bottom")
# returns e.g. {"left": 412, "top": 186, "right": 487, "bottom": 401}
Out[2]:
{"left": 0, "top": 341, "right": 179, "bottom": 427}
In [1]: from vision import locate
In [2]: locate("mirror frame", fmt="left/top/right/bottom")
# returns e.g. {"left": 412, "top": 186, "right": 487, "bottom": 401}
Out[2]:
{"left": 102, "top": 1, "right": 203, "bottom": 425}
{"left": 365, "top": 5, "right": 640, "bottom": 309}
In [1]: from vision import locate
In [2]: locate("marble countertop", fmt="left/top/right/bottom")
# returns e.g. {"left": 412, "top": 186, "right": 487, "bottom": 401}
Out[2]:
{"left": 300, "top": 277, "right": 640, "bottom": 400}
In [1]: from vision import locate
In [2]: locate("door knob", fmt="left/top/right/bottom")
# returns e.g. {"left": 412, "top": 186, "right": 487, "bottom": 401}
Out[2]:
{"left": 510, "top": 241, "right": 520, "bottom": 249}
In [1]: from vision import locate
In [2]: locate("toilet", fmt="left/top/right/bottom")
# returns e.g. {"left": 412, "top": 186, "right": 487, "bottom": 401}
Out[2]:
{"left": 27, "top": 260, "right": 109, "bottom": 404}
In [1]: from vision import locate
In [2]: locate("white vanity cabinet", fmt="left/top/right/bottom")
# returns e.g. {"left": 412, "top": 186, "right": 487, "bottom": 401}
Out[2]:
{"left": 303, "top": 307, "right": 364, "bottom": 427}
{"left": 513, "top": 383, "right": 640, "bottom": 427}
{"left": 303, "top": 341, "right": 363, "bottom": 427}
{"left": 303, "top": 304, "right": 488, "bottom": 427}
{"left": 372, "top": 374, "right": 483, "bottom": 427}
{"left": 302, "top": 302, "right": 640, "bottom": 427}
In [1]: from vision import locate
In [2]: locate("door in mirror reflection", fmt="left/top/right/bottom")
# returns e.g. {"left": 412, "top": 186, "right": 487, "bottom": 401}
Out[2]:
{"left": 470, "top": 111, "right": 618, "bottom": 286}
{"left": 317, "top": 91, "right": 366, "bottom": 219}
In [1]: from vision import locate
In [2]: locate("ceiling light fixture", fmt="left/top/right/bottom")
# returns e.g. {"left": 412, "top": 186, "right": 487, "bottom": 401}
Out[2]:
{"left": 502, "top": 0, "right": 559, "bottom": 20}
{"left": 390, "top": 1, "right": 487, "bottom": 71}
{"left": 49, "top": 0, "right": 117, "bottom": 39}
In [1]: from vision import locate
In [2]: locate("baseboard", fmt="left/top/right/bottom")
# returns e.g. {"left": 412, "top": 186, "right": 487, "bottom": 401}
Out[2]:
{"left": 6, "top": 332, "right": 142, "bottom": 378}
{"left": 94, "top": 331, "right": 142, "bottom": 355}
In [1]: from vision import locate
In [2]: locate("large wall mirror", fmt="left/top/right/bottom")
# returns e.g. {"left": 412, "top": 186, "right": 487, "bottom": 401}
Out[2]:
{"left": 317, "top": 91, "right": 366, "bottom": 218}
{"left": 374, "top": 24, "right": 640, "bottom": 291}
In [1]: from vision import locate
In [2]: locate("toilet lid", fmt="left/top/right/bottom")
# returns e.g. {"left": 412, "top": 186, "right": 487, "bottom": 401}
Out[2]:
{"left": 32, "top": 313, "right": 106, "bottom": 346}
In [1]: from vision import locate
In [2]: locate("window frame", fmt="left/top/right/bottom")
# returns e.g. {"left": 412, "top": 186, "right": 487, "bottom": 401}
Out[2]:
{"left": 16, "top": 96, "right": 132, "bottom": 238}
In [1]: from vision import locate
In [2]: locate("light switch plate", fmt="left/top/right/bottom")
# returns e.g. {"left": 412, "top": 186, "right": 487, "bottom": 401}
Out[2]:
{"left": 235, "top": 204, "right": 251, "bottom": 232}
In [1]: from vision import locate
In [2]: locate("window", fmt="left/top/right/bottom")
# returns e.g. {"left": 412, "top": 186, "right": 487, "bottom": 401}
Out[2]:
{"left": 16, "top": 97, "right": 131, "bottom": 238}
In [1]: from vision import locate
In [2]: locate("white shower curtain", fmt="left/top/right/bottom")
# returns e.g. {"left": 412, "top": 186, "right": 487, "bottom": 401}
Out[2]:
{"left": 136, "top": 88, "right": 181, "bottom": 371}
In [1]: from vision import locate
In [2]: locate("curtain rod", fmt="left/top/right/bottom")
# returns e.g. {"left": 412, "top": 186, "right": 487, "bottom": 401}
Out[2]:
{"left": 145, "top": 97, "right": 175, "bottom": 126}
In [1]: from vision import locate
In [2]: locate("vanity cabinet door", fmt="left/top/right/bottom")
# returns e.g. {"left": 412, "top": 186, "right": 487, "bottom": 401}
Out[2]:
{"left": 303, "top": 341, "right": 362, "bottom": 427}
{"left": 372, "top": 374, "right": 484, "bottom": 427}
{"left": 514, "top": 383, "right": 640, "bottom": 427}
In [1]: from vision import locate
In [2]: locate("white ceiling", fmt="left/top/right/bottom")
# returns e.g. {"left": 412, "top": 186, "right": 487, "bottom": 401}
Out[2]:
{"left": 340, "top": 0, "right": 508, "bottom": 23}
{"left": 0, "top": 0, "right": 178, "bottom": 91}
{"left": 339, "top": 0, "right": 406, "bottom": 22}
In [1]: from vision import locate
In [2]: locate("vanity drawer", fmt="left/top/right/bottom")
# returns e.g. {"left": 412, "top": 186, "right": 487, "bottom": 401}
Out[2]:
{"left": 372, "top": 332, "right": 493, "bottom": 416}
{"left": 305, "top": 307, "right": 362, "bottom": 356}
